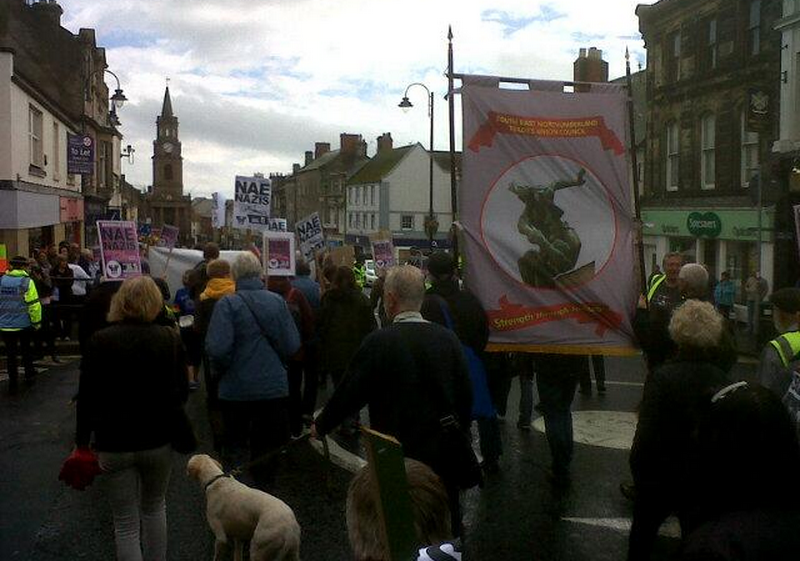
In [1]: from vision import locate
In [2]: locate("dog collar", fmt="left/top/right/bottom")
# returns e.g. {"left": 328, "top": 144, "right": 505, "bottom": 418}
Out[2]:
{"left": 204, "top": 473, "right": 231, "bottom": 491}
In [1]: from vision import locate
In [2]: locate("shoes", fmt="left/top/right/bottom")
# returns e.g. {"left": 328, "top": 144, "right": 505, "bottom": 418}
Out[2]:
{"left": 516, "top": 420, "right": 532, "bottom": 431}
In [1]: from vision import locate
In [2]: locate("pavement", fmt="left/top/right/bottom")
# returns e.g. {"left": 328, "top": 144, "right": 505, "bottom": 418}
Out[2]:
{"left": 0, "top": 354, "right": 758, "bottom": 560}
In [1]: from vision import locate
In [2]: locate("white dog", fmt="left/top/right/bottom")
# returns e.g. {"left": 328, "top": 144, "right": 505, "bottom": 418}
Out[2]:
{"left": 187, "top": 454, "right": 301, "bottom": 561}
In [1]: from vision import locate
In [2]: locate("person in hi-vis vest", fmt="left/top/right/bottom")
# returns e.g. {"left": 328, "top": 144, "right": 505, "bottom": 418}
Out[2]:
{"left": 1, "top": 256, "right": 42, "bottom": 392}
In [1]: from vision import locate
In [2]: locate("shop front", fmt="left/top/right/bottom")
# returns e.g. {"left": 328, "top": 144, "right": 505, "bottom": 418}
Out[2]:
{"left": 642, "top": 207, "right": 775, "bottom": 304}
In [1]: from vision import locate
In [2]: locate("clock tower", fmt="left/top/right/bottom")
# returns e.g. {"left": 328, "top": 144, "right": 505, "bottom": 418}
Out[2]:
{"left": 152, "top": 86, "right": 183, "bottom": 196}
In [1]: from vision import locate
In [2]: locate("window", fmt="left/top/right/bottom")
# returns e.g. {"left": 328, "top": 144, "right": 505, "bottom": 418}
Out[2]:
{"left": 749, "top": 1, "right": 761, "bottom": 56}
{"left": 708, "top": 19, "right": 717, "bottom": 69}
{"left": 356, "top": 213, "right": 361, "bottom": 228}
{"left": 370, "top": 213, "right": 376, "bottom": 230}
{"left": 349, "top": 212, "right": 354, "bottom": 228}
{"left": 701, "top": 114, "right": 715, "bottom": 189}
{"left": 370, "top": 185, "right": 375, "bottom": 206}
{"left": 355, "top": 186, "right": 361, "bottom": 205}
{"left": 667, "top": 31, "right": 681, "bottom": 82}
{"left": 401, "top": 214, "right": 414, "bottom": 230}
{"left": 98, "top": 141, "right": 107, "bottom": 187}
{"left": 741, "top": 112, "right": 760, "bottom": 187}
{"left": 666, "top": 122, "right": 680, "bottom": 191}
{"left": 29, "top": 105, "right": 43, "bottom": 167}
{"left": 52, "top": 122, "right": 60, "bottom": 181}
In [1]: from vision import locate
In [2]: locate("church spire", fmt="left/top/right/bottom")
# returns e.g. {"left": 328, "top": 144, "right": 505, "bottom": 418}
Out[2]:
{"left": 161, "top": 85, "right": 173, "bottom": 118}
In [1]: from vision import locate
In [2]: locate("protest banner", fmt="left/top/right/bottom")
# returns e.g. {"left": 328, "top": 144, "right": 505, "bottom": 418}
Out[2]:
{"left": 233, "top": 175, "right": 272, "bottom": 230}
{"left": 267, "top": 218, "right": 288, "bottom": 232}
{"left": 0, "top": 244, "right": 7, "bottom": 274}
{"left": 262, "top": 231, "right": 295, "bottom": 277}
{"left": 211, "top": 192, "right": 227, "bottom": 229}
{"left": 97, "top": 220, "right": 142, "bottom": 280}
{"left": 296, "top": 212, "right": 325, "bottom": 260}
{"left": 157, "top": 224, "right": 179, "bottom": 249}
{"left": 369, "top": 230, "right": 396, "bottom": 269}
{"left": 460, "top": 76, "right": 637, "bottom": 355}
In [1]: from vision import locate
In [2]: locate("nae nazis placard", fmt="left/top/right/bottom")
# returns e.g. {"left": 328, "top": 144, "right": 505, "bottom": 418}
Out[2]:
{"left": 233, "top": 176, "right": 272, "bottom": 230}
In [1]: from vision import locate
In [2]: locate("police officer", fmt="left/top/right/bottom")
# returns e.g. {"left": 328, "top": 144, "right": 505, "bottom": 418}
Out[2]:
{"left": 353, "top": 256, "right": 367, "bottom": 290}
{"left": 1, "top": 256, "right": 42, "bottom": 393}
{"left": 759, "top": 288, "right": 800, "bottom": 404}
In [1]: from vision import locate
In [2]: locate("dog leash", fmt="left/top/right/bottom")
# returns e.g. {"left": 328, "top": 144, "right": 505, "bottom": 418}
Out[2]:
{"left": 224, "top": 433, "right": 312, "bottom": 480}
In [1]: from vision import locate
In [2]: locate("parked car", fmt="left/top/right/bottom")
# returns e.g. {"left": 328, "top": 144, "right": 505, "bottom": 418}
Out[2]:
{"left": 364, "top": 259, "right": 378, "bottom": 287}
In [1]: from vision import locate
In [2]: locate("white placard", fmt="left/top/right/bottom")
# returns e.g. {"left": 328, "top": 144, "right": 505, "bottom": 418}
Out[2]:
{"left": 233, "top": 175, "right": 272, "bottom": 230}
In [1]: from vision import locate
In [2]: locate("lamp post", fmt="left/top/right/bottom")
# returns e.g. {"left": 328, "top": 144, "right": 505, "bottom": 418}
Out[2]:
{"left": 85, "top": 69, "right": 128, "bottom": 127}
{"left": 399, "top": 83, "right": 437, "bottom": 250}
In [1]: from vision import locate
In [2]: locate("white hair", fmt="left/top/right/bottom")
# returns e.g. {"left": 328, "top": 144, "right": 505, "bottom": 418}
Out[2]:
{"left": 679, "top": 263, "right": 709, "bottom": 296}
{"left": 669, "top": 299, "right": 724, "bottom": 350}
{"left": 385, "top": 265, "right": 426, "bottom": 312}
{"left": 231, "top": 252, "right": 263, "bottom": 281}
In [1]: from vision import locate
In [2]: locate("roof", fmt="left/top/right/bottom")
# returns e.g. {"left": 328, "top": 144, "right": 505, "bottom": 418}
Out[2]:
{"left": 161, "top": 86, "right": 173, "bottom": 118}
{"left": 347, "top": 144, "right": 416, "bottom": 185}
{"left": 433, "top": 150, "right": 462, "bottom": 175}
{"left": 299, "top": 149, "right": 341, "bottom": 172}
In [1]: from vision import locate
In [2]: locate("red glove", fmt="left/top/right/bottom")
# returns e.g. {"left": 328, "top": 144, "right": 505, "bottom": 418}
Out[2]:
{"left": 59, "top": 447, "right": 102, "bottom": 491}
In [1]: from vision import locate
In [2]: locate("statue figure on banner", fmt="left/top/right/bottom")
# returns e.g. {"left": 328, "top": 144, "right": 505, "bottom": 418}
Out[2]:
{"left": 509, "top": 168, "right": 593, "bottom": 288}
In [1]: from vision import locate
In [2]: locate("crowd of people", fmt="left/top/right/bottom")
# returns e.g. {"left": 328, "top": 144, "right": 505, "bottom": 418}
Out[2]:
{"left": 4, "top": 240, "right": 800, "bottom": 560}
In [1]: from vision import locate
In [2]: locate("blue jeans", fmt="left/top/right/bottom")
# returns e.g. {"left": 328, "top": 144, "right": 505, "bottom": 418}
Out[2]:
{"left": 98, "top": 445, "right": 173, "bottom": 561}
{"left": 536, "top": 367, "right": 578, "bottom": 475}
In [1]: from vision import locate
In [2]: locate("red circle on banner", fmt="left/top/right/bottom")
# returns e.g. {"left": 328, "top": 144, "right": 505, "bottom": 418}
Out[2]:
{"left": 478, "top": 153, "right": 620, "bottom": 292}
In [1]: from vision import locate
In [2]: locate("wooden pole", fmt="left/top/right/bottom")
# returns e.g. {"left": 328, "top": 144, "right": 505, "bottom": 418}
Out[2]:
{"left": 626, "top": 47, "right": 648, "bottom": 294}
{"left": 447, "top": 26, "right": 459, "bottom": 265}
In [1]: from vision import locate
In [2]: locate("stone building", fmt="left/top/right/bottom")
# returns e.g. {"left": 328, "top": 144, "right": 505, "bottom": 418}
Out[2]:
{"left": 141, "top": 87, "right": 192, "bottom": 245}
{"left": 0, "top": 0, "right": 124, "bottom": 254}
{"left": 636, "top": 0, "right": 782, "bottom": 301}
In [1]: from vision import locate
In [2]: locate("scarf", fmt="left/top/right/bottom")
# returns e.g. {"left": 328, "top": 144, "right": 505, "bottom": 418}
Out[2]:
{"left": 200, "top": 277, "right": 236, "bottom": 301}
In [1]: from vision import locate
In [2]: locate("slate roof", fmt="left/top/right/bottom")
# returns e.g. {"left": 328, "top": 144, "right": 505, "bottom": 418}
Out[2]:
{"left": 299, "top": 149, "right": 342, "bottom": 172}
{"left": 347, "top": 144, "right": 416, "bottom": 185}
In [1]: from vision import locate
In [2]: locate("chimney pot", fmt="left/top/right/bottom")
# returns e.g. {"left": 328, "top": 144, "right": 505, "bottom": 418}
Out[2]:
{"left": 377, "top": 132, "right": 394, "bottom": 154}
{"left": 314, "top": 142, "right": 330, "bottom": 159}
{"left": 304, "top": 151, "right": 313, "bottom": 166}
{"left": 293, "top": 163, "right": 301, "bottom": 174}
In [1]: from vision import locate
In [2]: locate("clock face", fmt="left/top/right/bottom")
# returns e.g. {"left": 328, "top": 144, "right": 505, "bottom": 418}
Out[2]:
{"left": 162, "top": 142, "right": 174, "bottom": 153}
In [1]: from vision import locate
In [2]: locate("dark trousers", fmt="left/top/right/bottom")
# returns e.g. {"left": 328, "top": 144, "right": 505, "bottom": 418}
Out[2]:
{"left": 301, "top": 342, "right": 319, "bottom": 417}
{"left": 219, "top": 398, "right": 289, "bottom": 489}
{"left": 34, "top": 305, "right": 56, "bottom": 358}
{"left": 2, "top": 329, "right": 36, "bottom": 384}
{"left": 628, "top": 490, "right": 693, "bottom": 561}
{"left": 579, "top": 355, "right": 606, "bottom": 393}
{"left": 477, "top": 416, "right": 502, "bottom": 464}
{"left": 201, "top": 354, "right": 224, "bottom": 453}
{"left": 287, "top": 361, "right": 304, "bottom": 436}
{"left": 536, "top": 367, "right": 578, "bottom": 475}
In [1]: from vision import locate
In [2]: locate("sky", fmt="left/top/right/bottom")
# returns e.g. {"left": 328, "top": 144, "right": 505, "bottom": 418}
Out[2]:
{"left": 57, "top": 0, "right": 653, "bottom": 199}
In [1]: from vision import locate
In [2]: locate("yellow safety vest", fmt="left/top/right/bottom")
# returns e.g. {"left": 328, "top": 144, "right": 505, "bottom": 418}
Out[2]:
{"left": 769, "top": 331, "right": 800, "bottom": 368}
{"left": 646, "top": 274, "right": 666, "bottom": 303}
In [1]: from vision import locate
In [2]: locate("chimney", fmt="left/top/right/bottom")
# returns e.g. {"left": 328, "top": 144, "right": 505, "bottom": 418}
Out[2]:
{"left": 340, "top": 133, "right": 362, "bottom": 157}
{"left": 292, "top": 163, "right": 300, "bottom": 175}
{"left": 31, "top": 0, "right": 63, "bottom": 28}
{"left": 314, "top": 142, "right": 330, "bottom": 159}
{"left": 573, "top": 46, "right": 609, "bottom": 92}
{"left": 377, "top": 132, "right": 393, "bottom": 154}
{"left": 304, "top": 151, "right": 313, "bottom": 166}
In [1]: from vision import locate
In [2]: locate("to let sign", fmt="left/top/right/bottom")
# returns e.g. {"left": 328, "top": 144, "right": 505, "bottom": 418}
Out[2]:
{"left": 67, "top": 134, "right": 94, "bottom": 175}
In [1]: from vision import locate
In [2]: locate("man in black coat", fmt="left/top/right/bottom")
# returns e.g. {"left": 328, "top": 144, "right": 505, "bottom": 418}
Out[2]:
{"left": 187, "top": 242, "right": 220, "bottom": 300}
{"left": 312, "top": 265, "right": 473, "bottom": 536}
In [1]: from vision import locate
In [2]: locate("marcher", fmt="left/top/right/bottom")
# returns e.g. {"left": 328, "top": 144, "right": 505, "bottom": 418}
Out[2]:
{"left": 745, "top": 271, "right": 769, "bottom": 334}
{"left": 369, "top": 267, "right": 389, "bottom": 327}
{"left": 682, "top": 383, "right": 800, "bottom": 561}
{"left": 174, "top": 271, "right": 201, "bottom": 390}
{"left": 68, "top": 254, "right": 92, "bottom": 302}
{"left": 193, "top": 258, "right": 235, "bottom": 453}
{"left": 353, "top": 256, "right": 367, "bottom": 290}
{"left": 291, "top": 259, "right": 320, "bottom": 311}
{"left": 757, "top": 287, "right": 800, "bottom": 435}
{"left": 28, "top": 258, "right": 58, "bottom": 363}
{"left": 318, "top": 266, "right": 376, "bottom": 434}
{"left": 647, "top": 264, "right": 662, "bottom": 287}
{"left": 205, "top": 252, "right": 300, "bottom": 487}
{"left": 51, "top": 255, "right": 74, "bottom": 339}
{"left": 421, "top": 251, "right": 501, "bottom": 474}
{"left": 291, "top": 259, "right": 322, "bottom": 419}
{"left": 714, "top": 271, "right": 736, "bottom": 320}
{"left": 628, "top": 300, "right": 732, "bottom": 560}
{"left": 312, "top": 265, "right": 474, "bottom": 536}
{"left": 75, "top": 276, "right": 190, "bottom": 561}
{"left": 267, "top": 274, "right": 314, "bottom": 437}
{"left": 346, "top": 459, "right": 458, "bottom": 561}
{"left": 0, "top": 256, "right": 41, "bottom": 393}
{"left": 579, "top": 355, "right": 607, "bottom": 395}
{"left": 188, "top": 242, "right": 220, "bottom": 299}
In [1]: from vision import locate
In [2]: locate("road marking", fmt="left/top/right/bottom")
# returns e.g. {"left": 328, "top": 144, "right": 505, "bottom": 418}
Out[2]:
{"left": 532, "top": 410, "right": 638, "bottom": 450}
{"left": 562, "top": 516, "right": 681, "bottom": 538}
{"left": 603, "top": 380, "right": 644, "bottom": 388}
{"left": 309, "top": 435, "right": 366, "bottom": 473}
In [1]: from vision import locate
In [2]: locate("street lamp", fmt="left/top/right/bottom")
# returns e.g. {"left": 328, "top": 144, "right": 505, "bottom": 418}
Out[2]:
{"left": 86, "top": 69, "right": 128, "bottom": 124}
{"left": 399, "top": 83, "right": 437, "bottom": 250}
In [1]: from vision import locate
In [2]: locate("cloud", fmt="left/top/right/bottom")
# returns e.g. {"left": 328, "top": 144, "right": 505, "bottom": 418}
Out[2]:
{"left": 57, "top": 0, "right": 650, "bottom": 198}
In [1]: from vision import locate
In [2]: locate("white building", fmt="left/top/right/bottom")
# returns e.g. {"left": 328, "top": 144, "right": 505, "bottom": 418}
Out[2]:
{"left": 345, "top": 133, "right": 458, "bottom": 257}
{"left": 775, "top": 0, "right": 800, "bottom": 154}
{"left": 0, "top": 49, "right": 84, "bottom": 257}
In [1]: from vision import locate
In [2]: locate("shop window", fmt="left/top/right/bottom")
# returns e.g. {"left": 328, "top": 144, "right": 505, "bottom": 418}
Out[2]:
{"left": 701, "top": 114, "right": 716, "bottom": 189}
{"left": 666, "top": 122, "right": 680, "bottom": 191}
{"left": 401, "top": 215, "right": 414, "bottom": 230}
{"left": 741, "top": 112, "right": 759, "bottom": 187}
{"left": 29, "top": 105, "right": 43, "bottom": 168}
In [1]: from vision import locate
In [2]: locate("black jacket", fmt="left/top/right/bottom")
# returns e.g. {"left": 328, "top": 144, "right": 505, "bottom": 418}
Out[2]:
{"left": 315, "top": 321, "right": 472, "bottom": 475}
{"left": 76, "top": 321, "right": 188, "bottom": 452}
{"left": 421, "top": 279, "right": 489, "bottom": 353}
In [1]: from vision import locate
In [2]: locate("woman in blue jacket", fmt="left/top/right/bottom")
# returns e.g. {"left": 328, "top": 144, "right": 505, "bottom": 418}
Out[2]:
{"left": 205, "top": 252, "right": 300, "bottom": 487}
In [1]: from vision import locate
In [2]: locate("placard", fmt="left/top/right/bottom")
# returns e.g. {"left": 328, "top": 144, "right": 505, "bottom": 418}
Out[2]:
{"left": 97, "top": 220, "right": 142, "bottom": 280}
{"left": 296, "top": 212, "right": 325, "bottom": 259}
{"left": 233, "top": 175, "right": 272, "bottom": 230}
{"left": 211, "top": 192, "right": 226, "bottom": 229}
{"left": 267, "top": 218, "right": 288, "bottom": 232}
{"left": 263, "top": 231, "right": 296, "bottom": 277}
{"left": 370, "top": 230, "right": 396, "bottom": 269}
{"left": 157, "top": 224, "right": 179, "bottom": 249}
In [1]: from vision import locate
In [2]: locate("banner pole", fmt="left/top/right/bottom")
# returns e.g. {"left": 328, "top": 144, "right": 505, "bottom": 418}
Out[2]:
{"left": 626, "top": 47, "right": 647, "bottom": 294}
{"left": 447, "top": 25, "right": 459, "bottom": 266}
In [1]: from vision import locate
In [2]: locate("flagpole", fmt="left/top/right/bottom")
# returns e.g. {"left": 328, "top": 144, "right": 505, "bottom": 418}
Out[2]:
{"left": 626, "top": 47, "right": 647, "bottom": 294}
{"left": 447, "top": 26, "right": 459, "bottom": 266}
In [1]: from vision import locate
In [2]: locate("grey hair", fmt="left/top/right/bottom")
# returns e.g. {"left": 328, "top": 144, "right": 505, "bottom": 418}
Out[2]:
{"left": 669, "top": 299, "right": 723, "bottom": 350}
{"left": 663, "top": 252, "right": 683, "bottom": 266}
{"left": 385, "top": 265, "right": 426, "bottom": 312}
{"left": 231, "top": 252, "right": 263, "bottom": 281}
{"left": 679, "top": 263, "right": 709, "bottom": 296}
